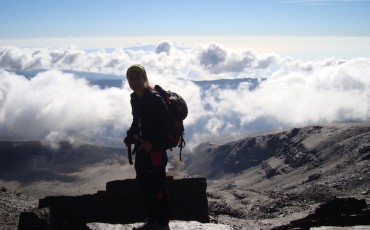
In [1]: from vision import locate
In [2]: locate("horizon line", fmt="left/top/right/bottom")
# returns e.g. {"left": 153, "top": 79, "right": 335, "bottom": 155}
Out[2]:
{"left": 1, "top": 35, "right": 370, "bottom": 60}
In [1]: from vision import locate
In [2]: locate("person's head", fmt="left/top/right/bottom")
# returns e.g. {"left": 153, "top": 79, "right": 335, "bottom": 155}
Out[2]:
{"left": 126, "top": 64, "right": 149, "bottom": 95}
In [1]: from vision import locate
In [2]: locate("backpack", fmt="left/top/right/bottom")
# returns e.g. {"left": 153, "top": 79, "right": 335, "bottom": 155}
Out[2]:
{"left": 154, "top": 85, "right": 188, "bottom": 161}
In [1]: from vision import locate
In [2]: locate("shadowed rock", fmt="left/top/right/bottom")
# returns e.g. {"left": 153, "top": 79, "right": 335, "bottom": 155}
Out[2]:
{"left": 272, "top": 197, "right": 370, "bottom": 230}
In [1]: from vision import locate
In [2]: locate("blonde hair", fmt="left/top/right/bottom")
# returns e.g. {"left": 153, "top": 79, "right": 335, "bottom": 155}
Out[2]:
{"left": 126, "top": 64, "right": 154, "bottom": 90}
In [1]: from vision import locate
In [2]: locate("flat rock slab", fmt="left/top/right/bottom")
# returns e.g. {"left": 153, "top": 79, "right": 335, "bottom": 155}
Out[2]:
{"left": 311, "top": 227, "right": 370, "bottom": 230}
{"left": 87, "top": 221, "right": 232, "bottom": 230}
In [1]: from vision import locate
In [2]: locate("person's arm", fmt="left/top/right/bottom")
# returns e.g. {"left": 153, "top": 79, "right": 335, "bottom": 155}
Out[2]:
{"left": 125, "top": 97, "right": 140, "bottom": 145}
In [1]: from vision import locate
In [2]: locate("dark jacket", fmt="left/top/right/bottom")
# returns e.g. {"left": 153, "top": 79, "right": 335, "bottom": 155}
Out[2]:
{"left": 127, "top": 88, "right": 174, "bottom": 149}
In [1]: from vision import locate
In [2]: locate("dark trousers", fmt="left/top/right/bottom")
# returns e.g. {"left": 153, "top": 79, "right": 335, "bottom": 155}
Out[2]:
{"left": 135, "top": 148, "right": 170, "bottom": 225}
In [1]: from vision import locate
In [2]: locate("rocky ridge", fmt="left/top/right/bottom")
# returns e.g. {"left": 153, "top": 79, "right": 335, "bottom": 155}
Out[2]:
{"left": 0, "top": 187, "right": 37, "bottom": 230}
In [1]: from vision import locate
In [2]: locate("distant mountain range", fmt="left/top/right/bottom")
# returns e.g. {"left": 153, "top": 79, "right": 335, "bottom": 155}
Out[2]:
{"left": 12, "top": 69, "right": 263, "bottom": 90}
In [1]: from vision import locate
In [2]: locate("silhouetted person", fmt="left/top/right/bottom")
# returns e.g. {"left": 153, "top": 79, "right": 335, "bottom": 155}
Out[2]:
{"left": 124, "top": 64, "right": 173, "bottom": 230}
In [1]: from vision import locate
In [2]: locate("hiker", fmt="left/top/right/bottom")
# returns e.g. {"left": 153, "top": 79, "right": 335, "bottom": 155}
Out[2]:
{"left": 124, "top": 64, "right": 173, "bottom": 230}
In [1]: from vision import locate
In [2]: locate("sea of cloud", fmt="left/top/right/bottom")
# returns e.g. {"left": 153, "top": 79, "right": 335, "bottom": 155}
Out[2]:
{"left": 1, "top": 41, "right": 369, "bottom": 149}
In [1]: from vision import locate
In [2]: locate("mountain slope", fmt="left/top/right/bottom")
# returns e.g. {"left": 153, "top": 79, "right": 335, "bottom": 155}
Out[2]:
{"left": 185, "top": 123, "right": 370, "bottom": 194}
{"left": 184, "top": 123, "right": 370, "bottom": 229}
{"left": 0, "top": 141, "right": 132, "bottom": 198}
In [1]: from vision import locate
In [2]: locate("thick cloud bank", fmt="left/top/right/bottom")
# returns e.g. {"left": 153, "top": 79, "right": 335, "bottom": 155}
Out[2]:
{"left": 0, "top": 69, "right": 131, "bottom": 147}
{"left": 1, "top": 42, "right": 370, "bottom": 148}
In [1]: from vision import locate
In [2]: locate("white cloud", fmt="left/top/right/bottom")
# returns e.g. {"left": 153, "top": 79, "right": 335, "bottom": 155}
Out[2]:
{"left": 0, "top": 69, "right": 131, "bottom": 146}
{"left": 155, "top": 41, "right": 172, "bottom": 55}
{"left": 199, "top": 43, "right": 227, "bottom": 68}
{"left": 1, "top": 42, "right": 370, "bottom": 149}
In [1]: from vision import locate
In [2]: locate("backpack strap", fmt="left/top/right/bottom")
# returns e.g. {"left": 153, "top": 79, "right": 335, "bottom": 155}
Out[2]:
{"left": 178, "top": 133, "right": 186, "bottom": 161}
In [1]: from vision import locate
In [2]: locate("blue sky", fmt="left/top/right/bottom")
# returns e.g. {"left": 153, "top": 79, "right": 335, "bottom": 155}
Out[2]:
{"left": 1, "top": 0, "right": 370, "bottom": 59}
{"left": 1, "top": 0, "right": 370, "bottom": 38}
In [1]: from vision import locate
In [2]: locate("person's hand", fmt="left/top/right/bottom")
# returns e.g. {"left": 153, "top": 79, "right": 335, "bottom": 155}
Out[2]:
{"left": 137, "top": 140, "right": 152, "bottom": 153}
{"left": 123, "top": 136, "right": 132, "bottom": 147}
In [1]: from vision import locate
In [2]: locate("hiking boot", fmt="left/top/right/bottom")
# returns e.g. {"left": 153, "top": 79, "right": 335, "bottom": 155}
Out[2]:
{"left": 156, "top": 225, "right": 170, "bottom": 230}
{"left": 132, "top": 218, "right": 157, "bottom": 230}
